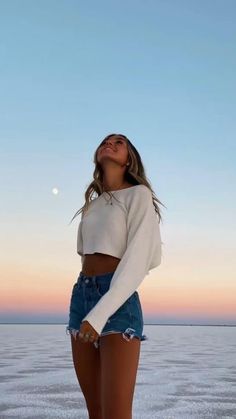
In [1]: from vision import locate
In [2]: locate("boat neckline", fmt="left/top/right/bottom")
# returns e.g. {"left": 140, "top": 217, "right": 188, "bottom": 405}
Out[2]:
{"left": 102, "top": 185, "right": 141, "bottom": 193}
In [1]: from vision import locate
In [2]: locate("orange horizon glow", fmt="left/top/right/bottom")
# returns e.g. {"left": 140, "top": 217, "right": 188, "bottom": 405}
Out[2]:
{"left": 1, "top": 268, "right": 235, "bottom": 322}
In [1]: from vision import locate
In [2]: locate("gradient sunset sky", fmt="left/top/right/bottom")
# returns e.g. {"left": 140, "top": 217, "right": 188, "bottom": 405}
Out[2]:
{"left": 1, "top": 1, "right": 235, "bottom": 325}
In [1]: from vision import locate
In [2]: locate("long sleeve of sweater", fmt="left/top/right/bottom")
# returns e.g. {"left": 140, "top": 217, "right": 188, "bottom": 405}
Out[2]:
{"left": 81, "top": 185, "right": 162, "bottom": 335}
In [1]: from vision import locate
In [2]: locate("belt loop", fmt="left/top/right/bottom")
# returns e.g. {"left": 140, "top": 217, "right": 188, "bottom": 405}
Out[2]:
{"left": 77, "top": 271, "right": 84, "bottom": 284}
{"left": 92, "top": 276, "right": 97, "bottom": 286}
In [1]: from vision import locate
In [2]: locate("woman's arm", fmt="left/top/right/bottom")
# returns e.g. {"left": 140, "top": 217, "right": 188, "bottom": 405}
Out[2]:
{"left": 81, "top": 185, "right": 162, "bottom": 335}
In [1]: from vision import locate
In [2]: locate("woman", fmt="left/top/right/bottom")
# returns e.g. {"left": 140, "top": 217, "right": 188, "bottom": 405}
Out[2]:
{"left": 66, "top": 133, "right": 164, "bottom": 419}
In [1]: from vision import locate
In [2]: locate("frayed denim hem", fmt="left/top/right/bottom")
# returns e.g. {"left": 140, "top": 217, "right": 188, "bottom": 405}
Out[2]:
{"left": 66, "top": 326, "right": 148, "bottom": 348}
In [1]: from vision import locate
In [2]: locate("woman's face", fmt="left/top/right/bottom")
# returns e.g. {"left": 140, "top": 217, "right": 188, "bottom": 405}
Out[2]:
{"left": 96, "top": 135, "right": 129, "bottom": 166}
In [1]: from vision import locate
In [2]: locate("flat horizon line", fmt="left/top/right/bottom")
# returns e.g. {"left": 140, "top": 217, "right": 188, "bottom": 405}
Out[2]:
{"left": 0, "top": 323, "right": 235, "bottom": 327}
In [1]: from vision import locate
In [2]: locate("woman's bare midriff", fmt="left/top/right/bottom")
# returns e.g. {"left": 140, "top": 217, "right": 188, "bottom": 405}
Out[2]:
{"left": 81, "top": 253, "right": 121, "bottom": 276}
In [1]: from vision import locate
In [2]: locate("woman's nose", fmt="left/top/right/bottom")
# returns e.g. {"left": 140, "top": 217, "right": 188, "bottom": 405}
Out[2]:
{"left": 104, "top": 141, "right": 114, "bottom": 148}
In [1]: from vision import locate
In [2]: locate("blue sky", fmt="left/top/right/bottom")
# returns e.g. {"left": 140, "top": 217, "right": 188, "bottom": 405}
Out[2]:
{"left": 0, "top": 1, "right": 235, "bottom": 324}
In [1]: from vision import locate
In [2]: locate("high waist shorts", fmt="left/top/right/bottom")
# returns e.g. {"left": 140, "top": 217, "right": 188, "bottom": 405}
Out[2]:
{"left": 66, "top": 270, "right": 148, "bottom": 348}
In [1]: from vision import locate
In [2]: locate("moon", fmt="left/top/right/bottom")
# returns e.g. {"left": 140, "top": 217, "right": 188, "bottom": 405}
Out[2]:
{"left": 52, "top": 187, "right": 59, "bottom": 195}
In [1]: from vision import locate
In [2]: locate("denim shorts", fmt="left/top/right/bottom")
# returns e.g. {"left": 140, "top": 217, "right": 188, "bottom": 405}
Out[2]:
{"left": 66, "top": 270, "right": 148, "bottom": 348}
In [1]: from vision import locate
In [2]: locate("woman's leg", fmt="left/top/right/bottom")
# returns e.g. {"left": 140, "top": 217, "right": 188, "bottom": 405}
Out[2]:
{"left": 70, "top": 335, "right": 102, "bottom": 419}
{"left": 100, "top": 333, "right": 141, "bottom": 419}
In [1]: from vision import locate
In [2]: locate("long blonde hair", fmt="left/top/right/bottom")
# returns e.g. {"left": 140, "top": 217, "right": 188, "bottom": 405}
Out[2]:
{"left": 69, "top": 133, "right": 166, "bottom": 225}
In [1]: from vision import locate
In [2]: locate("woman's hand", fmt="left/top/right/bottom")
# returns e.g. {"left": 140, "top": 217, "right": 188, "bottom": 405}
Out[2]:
{"left": 78, "top": 320, "right": 100, "bottom": 345}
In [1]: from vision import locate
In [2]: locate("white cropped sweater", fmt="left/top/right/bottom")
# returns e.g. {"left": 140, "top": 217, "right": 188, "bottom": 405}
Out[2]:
{"left": 77, "top": 184, "right": 162, "bottom": 335}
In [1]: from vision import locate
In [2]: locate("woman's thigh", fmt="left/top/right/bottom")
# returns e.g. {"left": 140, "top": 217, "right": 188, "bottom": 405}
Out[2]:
{"left": 99, "top": 333, "right": 141, "bottom": 419}
{"left": 70, "top": 335, "right": 102, "bottom": 416}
